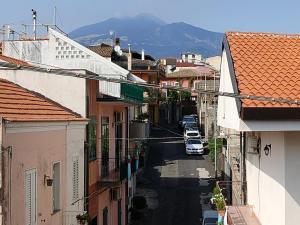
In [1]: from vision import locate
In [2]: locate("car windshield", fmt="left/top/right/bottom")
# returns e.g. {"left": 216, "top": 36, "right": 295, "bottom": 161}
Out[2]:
{"left": 203, "top": 218, "right": 218, "bottom": 224}
{"left": 187, "top": 139, "right": 201, "bottom": 144}
{"left": 183, "top": 117, "right": 195, "bottom": 122}
{"left": 188, "top": 132, "right": 198, "bottom": 137}
{"left": 185, "top": 123, "right": 197, "bottom": 128}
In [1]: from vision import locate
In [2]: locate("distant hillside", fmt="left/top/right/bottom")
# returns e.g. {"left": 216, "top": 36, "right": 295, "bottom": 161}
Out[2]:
{"left": 69, "top": 14, "right": 223, "bottom": 58}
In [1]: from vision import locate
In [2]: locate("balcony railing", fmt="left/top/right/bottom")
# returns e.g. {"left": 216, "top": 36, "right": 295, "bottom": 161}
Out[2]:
{"left": 98, "top": 158, "right": 127, "bottom": 188}
{"left": 63, "top": 210, "right": 86, "bottom": 225}
{"left": 217, "top": 181, "right": 261, "bottom": 225}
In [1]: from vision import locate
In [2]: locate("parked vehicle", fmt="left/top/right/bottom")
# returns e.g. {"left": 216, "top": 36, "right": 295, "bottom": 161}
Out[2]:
{"left": 184, "top": 122, "right": 199, "bottom": 131}
{"left": 184, "top": 129, "right": 201, "bottom": 141}
{"left": 185, "top": 139, "right": 204, "bottom": 155}
{"left": 200, "top": 210, "right": 218, "bottom": 225}
{"left": 190, "top": 114, "right": 198, "bottom": 123}
{"left": 179, "top": 115, "right": 196, "bottom": 129}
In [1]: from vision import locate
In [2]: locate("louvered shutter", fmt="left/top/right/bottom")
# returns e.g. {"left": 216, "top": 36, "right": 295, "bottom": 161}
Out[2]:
{"left": 25, "top": 169, "right": 36, "bottom": 225}
{"left": 72, "top": 158, "right": 79, "bottom": 201}
{"left": 53, "top": 163, "right": 60, "bottom": 211}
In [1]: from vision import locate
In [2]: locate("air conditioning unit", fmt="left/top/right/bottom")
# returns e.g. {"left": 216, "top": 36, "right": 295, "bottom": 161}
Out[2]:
{"left": 110, "top": 188, "right": 120, "bottom": 201}
{"left": 247, "top": 136, "right": 261, "bottom": 154}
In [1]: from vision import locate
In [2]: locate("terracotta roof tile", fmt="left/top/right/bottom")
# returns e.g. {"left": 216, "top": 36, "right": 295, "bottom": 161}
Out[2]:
{"left": 165, "top": 67, "right": 214, "bottom": 78}
{"left": 88, "top": 44, "right": 113, "bottom": 58}
{"left": 176, "top": 62, "right": 197, "bottom": 67}
{"left": 226, "top": 32, "right": 300, "bottom": 107}
{"left": 0, "top": 79, "right": 86, "bottom": 122}
{"left": 0, "top": 54, "right": 30, "bottom": 66}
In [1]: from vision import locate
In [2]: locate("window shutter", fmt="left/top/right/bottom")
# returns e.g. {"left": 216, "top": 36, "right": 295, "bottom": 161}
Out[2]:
{"left": 25, "top": 169, "right": 36, "bottom": 225}
{"left": 53, "top": 163, "right": 60, "bottom": 211}
{"left": 72, "top": 158, "right": 79, "bottom": 201}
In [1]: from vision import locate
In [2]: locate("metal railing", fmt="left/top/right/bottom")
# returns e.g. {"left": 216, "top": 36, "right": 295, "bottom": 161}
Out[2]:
{"left": 63, "top": 210, "right": 86, "bottom": 225}
{"left": 98, "top": 158, "right": 127, "bottom": 187}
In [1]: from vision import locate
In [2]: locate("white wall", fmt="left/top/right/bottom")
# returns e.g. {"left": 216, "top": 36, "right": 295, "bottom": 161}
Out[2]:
{"left": 0, "top": 69, "right": 86, "bottom": 117}
{"left": 246, "top": 132, "right": 286, "bottom": 225}
{"left": 284, "top": 132, "right": 300, "bottom": 225}
{"left": 217, "top": 49, "right": 241, "bottom": 131}
{"left": 2, "top": 28, "right": 130, "bottom": 98}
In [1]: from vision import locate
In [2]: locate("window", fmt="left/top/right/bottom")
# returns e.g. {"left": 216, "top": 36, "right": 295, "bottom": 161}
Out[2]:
{"left": 72, "top": 158, "right": 79, "bottom": 201}
{"left": 103, "top": 207, "right": 108, "bottom": 225}
{"left": 53, "top": 162, "right": 60, "bottom": 212}
{"left": 101, "top": 117, "right": 109, "bottom": 177}
{"left": 25, "top": 169, "right": 36, "bottom": 225}
{"left": 88, "top": 116, "right": 97, "bottom": 161}
{"left": 114, "top": 112, "right": 122, "bottom": 169}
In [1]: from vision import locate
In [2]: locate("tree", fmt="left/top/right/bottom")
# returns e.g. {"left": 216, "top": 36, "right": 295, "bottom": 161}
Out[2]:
{"left": 167, "top": 89, "right": 179, "bottom": 102}
{"left": 180, "top": 91, "right": 191, "bottom": 100}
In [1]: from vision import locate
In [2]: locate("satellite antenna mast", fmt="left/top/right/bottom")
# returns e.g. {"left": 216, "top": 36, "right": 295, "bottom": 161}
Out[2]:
{"left": 32, "top": 9, "right": 37, "bottom": 40}
{"left": 53, "top": 6, "right": 57, "bottom": 28}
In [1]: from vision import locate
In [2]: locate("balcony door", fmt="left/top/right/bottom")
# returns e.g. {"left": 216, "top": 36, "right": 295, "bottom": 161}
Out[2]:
{"left": 101, "top": 117, "right": 109, "bottom": 177}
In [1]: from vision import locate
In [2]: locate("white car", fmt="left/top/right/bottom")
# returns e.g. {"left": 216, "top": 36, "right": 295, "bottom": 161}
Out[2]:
{"left": 201, "top": 210, "right": 218, "bottom": 225}
{"left": 185, "top": 139, "right": 204, "bottom": 154}
{"left": 184, "top": 129, "right": 201, "bottom": 141}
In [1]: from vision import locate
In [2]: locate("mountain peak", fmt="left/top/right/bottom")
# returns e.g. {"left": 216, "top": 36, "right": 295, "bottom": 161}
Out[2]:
{"left": 69, "top": 15, "right": 223, "bottom": 58}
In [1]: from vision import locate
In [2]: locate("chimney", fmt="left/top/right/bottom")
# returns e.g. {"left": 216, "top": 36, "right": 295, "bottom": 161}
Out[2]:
{"left": 114, "top": 37, "right": 120, "bottom": 46}
{"left": 128, "top": 44, "right": 132, "bottom": 71}
{"left": 141, "top": 49, "right": 145, "bottom": 60}
{"left": 32, "top": 9, "right": 37, "bottom": 40}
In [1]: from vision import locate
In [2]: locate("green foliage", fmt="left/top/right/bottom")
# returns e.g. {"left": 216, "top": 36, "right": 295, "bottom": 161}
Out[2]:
{"left": 211, "top": 185, "right": 225, "bottom": 211}
{"left": 208, "top": 138, "right": 223, "bottom": 163}
{"left": 136, "top": 113, "right": 149, "bottom": 121}
{"left": 180, "top": 91, "right": 191, "bottom": 100}
{"left": 167, "top": 89, "right": 179, "bottom": 102}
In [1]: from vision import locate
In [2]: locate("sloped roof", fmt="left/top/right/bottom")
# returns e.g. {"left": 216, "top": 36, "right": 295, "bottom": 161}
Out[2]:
{"left": 0, "top": 78, "right": 86, "bottom": 122}
{"left": 0, "top": 54, "right": 31, "bottom": 66}
{"left": 226, "top": 32, "right": 300, "bottom": 108}
{"left": 88, "top": 44, "right": 113, "bottom": 58}
{"left": 176, "top": 62, "right": 197, "bottom": 67}
{"left": 165, "top": 67, "right": 213, "bottom": 78}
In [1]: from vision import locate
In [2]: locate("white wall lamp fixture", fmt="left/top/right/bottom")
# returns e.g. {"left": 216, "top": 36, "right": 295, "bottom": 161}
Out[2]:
{"left": 264, "top": 144, "right": 271, "bottom": 156}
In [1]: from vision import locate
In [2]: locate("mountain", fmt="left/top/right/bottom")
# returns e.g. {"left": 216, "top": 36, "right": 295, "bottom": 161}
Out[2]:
{"left": 69, "top": 14, "right": 223, "bottom": 58}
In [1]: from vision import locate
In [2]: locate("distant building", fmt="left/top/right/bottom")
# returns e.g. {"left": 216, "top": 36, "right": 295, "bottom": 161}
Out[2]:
{"left": 205, "top": 55, "right": 221, "bottom": 71}
{"left": 181, "top": 52, "right": 202, "bottom": 63}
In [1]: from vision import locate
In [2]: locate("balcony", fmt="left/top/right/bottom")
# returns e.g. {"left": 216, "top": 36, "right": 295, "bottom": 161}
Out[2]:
{"left": 217, "top": 181, "right": 261, "bottom": 225}
{"left": 97, "top": 158, "right": 128, "bottom": 188}
{"left": 129, "top": 121, "right": 150, "bottom": 140}
{"left": 63, "top": 210, "right": 86, "bottom": 225}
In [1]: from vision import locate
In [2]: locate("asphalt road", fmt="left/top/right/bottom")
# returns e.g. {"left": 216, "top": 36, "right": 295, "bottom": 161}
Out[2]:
{"left": 137, "top": 125, "right": 215, "bottom": 225}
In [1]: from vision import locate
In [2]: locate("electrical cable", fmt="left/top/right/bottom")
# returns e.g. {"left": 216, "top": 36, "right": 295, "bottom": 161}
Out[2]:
{"left": 0, "top": 61, "right": 300, "bottom": 106}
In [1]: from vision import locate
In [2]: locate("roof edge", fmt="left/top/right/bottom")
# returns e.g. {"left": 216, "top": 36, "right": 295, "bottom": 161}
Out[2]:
{"left": 223, "top": 35, "right": 241, "bottom": 115}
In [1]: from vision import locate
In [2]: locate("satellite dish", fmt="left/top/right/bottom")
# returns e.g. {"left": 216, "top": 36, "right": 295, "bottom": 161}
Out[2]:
{"left": 114, "top": 45, "right": 123, "bottom": 56}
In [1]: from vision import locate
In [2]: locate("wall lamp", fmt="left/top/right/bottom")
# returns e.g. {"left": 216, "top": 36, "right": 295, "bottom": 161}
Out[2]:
{"left": 44, "top": 175, "right": 53, "bottom": 186}
{"left": 264, "top": 144, "right": 271, "bottom": 156}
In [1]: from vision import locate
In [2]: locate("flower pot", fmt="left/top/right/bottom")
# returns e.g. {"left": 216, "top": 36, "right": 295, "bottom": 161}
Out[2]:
{"left": 218, "top": 209, "right": 225, "bottom": 217}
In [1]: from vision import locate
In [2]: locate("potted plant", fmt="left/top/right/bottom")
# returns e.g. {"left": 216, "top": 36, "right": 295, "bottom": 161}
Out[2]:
{"left": 211, "top": 186, "right": 225, "bottom": 223}
{"left": 76, "top": 212, "right": 90, "bottom": 225}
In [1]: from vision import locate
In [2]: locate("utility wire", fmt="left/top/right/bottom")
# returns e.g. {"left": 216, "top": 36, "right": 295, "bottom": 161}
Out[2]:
{"left": 1, "top": 61, "right": 300, "bottom": 105}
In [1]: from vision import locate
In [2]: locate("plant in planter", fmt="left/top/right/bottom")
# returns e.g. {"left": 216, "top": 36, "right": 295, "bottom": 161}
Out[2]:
{"left": 211, "top": 186, "right": 225, "bottom": 224}
{"left": 76, "top": 212, "right": 90, "bottom": 225}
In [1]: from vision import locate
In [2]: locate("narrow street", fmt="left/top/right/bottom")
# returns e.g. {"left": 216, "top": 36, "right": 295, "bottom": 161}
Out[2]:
{"left": 136, "top": 125, "right": 215, "bottom": 225}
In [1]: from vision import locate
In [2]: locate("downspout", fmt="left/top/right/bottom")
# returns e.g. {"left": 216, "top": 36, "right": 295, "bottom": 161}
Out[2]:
{"left": 240, "top": 131, "right": 246, "bottom": 205}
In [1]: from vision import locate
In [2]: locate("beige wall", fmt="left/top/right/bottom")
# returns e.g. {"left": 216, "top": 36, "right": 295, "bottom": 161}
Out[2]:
{"left": 3, "top": 127, "right": 66, "bottom": 225}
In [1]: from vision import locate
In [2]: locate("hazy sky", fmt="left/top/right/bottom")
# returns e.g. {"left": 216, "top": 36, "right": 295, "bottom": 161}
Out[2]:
{"left": 1, "top": 0, "right": 299, "bottom": 34}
